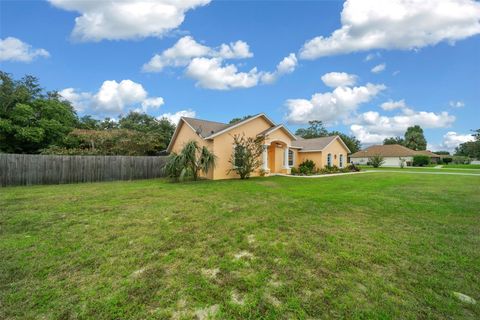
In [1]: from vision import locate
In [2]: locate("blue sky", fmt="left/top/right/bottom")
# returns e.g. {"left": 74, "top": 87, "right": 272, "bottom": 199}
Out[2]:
{"left": 1, "top": 0, "right": 479, "bottom": 151}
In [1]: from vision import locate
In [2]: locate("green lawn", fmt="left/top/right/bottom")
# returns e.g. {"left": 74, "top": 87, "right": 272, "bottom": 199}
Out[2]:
{"left": 360, "top": 166, "right": 480, "bottom": 175}
{"left": 1, "top": 174, "right": 480, "bottom": 319}
{"left": 444, "top": 164, "right": 480, "bottom": 169}
{"left": 359, "top": 165, "right": 480, "bottom": 174}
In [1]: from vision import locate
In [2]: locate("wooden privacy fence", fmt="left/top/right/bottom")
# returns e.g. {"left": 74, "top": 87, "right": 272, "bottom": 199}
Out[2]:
{"left": 0, "top": 154, "right": 168, "bottom": 187}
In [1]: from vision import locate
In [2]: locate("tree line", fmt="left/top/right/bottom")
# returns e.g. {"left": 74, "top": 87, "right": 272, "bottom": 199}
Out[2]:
{"left": 0, "top": 72, "right": 175, "bottom": 156}
{"left": 383, "top": 125, "right": 479, "bottom": 158}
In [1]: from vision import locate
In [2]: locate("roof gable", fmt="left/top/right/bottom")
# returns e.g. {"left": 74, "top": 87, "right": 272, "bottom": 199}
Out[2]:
{"left": 182, "top": 117, "right": 228, "bottom": 138}
{"left": 205, "top": 113, "right": 276, "bottom": 139}
{"left": 257, "top": 124, "right": 297, "bottom": 141}
{"left": 292, "top": 135, "right": 350, "bottom": 153}
{"left": 350, "top": 144, "right": 417, "bottom": 158}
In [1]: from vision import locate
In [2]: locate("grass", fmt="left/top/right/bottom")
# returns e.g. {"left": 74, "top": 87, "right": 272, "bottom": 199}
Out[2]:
{"left": 359, "top": 166, "right": 480, "bottom": 174}
{"left": 1, "top": 174, "right": 480, "bottom": 319}
{"left": 444, "top": 164, "right": 480, "bottom": 169}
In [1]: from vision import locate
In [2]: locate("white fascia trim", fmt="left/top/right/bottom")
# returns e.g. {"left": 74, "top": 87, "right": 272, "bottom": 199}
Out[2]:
{"left": 263, "top": 124, "right": 297, "bottom": 141}
{"left": 205, "top": 113, "right": 276, "bottom": 139}
{"left": 298, "top": 149, "right": 324, "bottom": 153}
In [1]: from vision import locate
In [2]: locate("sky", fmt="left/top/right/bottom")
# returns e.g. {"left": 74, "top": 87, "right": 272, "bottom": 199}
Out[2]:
{"left": 1, "top": 0, "right": 479, "bottom": 152}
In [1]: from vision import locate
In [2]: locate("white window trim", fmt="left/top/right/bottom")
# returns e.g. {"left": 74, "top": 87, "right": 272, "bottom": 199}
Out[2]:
{"left": 288, "top": 149, "right": 294, "bottom": 167}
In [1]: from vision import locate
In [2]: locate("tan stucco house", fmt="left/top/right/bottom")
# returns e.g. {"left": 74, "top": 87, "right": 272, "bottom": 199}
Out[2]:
{"left": 167, "top": 113, "right": 351, "bottom": 180}
{"left": 350, "top": 144, "right": 441, "bottom": 167}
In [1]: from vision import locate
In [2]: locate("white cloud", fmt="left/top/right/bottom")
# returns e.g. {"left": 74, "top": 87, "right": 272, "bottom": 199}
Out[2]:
{"left": 59, "top": 88, "right": 92, "bottom": 112}
{"left": 60, "top": 80, "right": 164, "bottom": 115}
{"left": 365, "top": 52, "right": 381, "bottom": 61}
{"left": 285, "top": 80, "right": 386, "bottom": 124}
{"left": 143, "top": 36, "right": 253, "bottom": 72}
{"left": 321, "top": 72, "right": 357, "bottom": 88}
{"left": 381, "top": 99, "right": 406, "bottom": 111}
{"left": 159, "top": 109, "right": 196, "bottom": 124}
{"left": 261, "top": 53, "right": 298, "bottom": 84}
{"left": 185, "top": 57, "right": 261, "bottom": 90}
{"left": 143, "top": 36, "right": 296, "bottom": 89}
{"left": 299, "top": 0, "right": 480, "bottom": 59}
{"left": 0, "top": 37, "right": 50, "bottom": 62}
{"left": 135, "top": 97, "right": 165, "bottom": 113}
{"left": 435, "top": 131, "right": 474, "bottom": 151}
{"left": 48, "top": 0, "right": 211, "bottom": 42}
{"left": 449, "top": 100, "right": 465, "bottom": 108}
{"left": 218, "top": 41, "right": 254, "bottom": 59}
{"left": 371, "top": 63, "right": 386, "bottom": 73}
{"left": 350, "top": 108, "right": 456, "bottom": 145}
{"left": 142, "top": 36, "right": 212, "bottom": 72}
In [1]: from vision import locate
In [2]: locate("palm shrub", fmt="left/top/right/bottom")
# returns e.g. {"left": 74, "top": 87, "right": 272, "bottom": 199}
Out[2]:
{"left": 369, "top": 154, "right": 385, "bottom": 168}
{"left": 164, "top": 140, "right": 216, "bottom": 181}
{"left": 164, "top": 152, "right": 185, "bottom": 181}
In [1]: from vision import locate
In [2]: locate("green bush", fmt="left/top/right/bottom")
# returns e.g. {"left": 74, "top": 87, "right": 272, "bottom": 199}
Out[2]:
{"left": 413, "top": 155, "right": 430, "bottom": 166}
{"left": 292, "top": 163, "right": 360, "bottom": 175}
{"left": 442, "top": 157, "right": 453, "bottom": 164}
{"left": 298, "top": 159, "right": 316, "bottom": 175}
{"left": 452, "top": 156, "right": 471, "bottom": 164}
{"left": 347, "top": 164, "right": 361, "bottom": 172}
{"left": 369, "top": 155, "right": 385, "bottom": 168}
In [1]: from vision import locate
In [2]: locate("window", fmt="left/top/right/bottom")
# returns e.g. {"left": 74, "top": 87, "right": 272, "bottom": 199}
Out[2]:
{"left": 339, "top": 154, "right": 344, "bottom": 168}
{"left": 288, "top": 149, "right": 294, "bottom": 166}
{"left": 327, "top": 153, "right": 332, "bottom": 167}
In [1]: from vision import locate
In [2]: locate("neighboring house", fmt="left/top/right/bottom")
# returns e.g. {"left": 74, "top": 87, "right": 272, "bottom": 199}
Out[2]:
{"left": 167, "top": 113, "right": 351, "bottom": 180}
{"left": 350, "top": 144, "right": 441, "bottom": 167}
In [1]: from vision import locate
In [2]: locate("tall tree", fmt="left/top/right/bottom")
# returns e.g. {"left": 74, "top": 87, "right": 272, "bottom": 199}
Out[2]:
{"left": 229, "top": 115, "right": 253, "bottom": 124}
{"left": 295, "top": 120, "right": 328, "bottom": 139}
{"left": 78, "top": 115, "right": 101, "bottom": 130}
{"left": 455, "top": 129, "right": 480, "bottom": 159}
{"left": 383, "top": 136, "right": 405, "bottom": 145}
{"left": 404, "top": 125, "right": 427, "bottom": 150}
{"left": 0, "top": 72, "right": 78, "bottom": 154}
{"left": 118, "top": 112, "right": 175, "bottom": 151}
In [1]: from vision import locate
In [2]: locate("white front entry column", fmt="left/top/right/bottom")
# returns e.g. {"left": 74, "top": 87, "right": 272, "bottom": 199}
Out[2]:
{"left": 262, "top": 145, "right": 269, "bottom": 171}
{"left": 283, "top": 146, "right": 290, "bottom": 169}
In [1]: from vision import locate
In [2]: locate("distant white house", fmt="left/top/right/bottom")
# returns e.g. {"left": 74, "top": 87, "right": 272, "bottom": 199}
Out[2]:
{"left": 350, "top": 144, "right": 441, "bottom": 167}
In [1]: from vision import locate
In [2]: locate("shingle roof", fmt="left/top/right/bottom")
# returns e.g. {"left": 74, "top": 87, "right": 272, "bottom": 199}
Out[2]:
{"left": 169, "top": 114, "right": 349, "bottom": 153}
{"left": 257, "top": 124, "right": 283, "bottom": 137}
{"left": 257, "top": 124, "right": 297, "bottom": 140}
{"left": 414, "top": 150, "right": 440, "bottom": 157}
{"left": 292, "top": 136, "right": 337, "bottom": 151}
{"left": 182, "top": 114, "right": 267, "bottom": 139}
{"left": 350, "top": 144, "right": 441, "bottom": 158}
{"left": 350, "top": 144, "right": 417, "bottom": 158}
{"left": 181, "top": 117, "right": 229, "bottom": 138}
